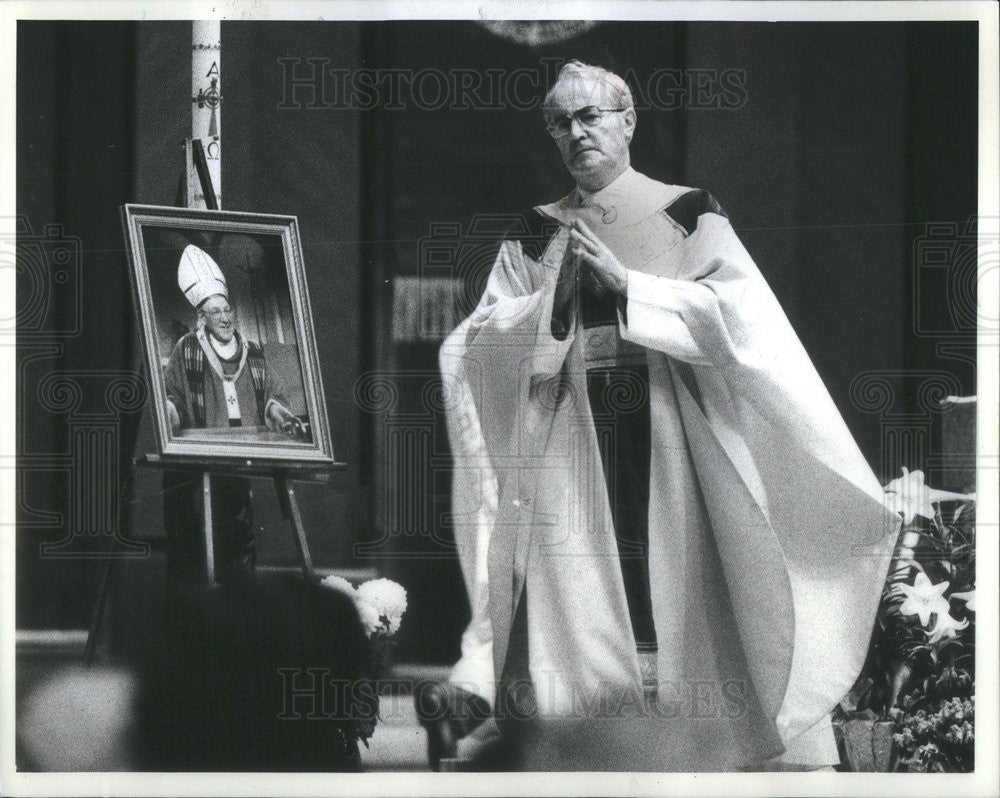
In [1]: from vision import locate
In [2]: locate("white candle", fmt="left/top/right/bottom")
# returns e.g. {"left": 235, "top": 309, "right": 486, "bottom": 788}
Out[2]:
{"left": 192, "top": 21, "right": 222, "bottom": 209}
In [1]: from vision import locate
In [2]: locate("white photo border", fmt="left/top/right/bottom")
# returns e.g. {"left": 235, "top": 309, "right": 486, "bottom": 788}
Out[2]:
{"left": 2, "top": 2, "right": 997, "bottom": 798}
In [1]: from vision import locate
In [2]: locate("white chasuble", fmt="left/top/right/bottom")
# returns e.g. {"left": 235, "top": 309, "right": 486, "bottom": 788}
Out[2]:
{"left": 440, "top": 167, "right": 899, "bottom": 769}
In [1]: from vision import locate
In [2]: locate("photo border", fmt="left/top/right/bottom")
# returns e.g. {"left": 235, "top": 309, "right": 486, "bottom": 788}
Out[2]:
{"left": 2, "top": 2, "right": 997, "bottom": 797}
{"left": 121, "top": 203, "right": 339, "bottom": 469}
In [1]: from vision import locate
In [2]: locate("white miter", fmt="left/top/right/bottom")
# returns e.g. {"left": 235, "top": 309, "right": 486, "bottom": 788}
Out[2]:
{"left": 177, "top": 244, "right": 228, "bottom": 308}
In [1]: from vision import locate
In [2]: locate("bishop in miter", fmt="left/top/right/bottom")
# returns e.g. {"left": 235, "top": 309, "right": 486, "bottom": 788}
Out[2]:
{"left": 438, "top": 61, "right": 900, "bottom": 769}
{"left": 164, "top": 243, "right": 298, "bottom": 435}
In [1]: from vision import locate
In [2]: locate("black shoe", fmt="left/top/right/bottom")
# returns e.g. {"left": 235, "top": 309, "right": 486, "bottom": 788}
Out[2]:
{"left": 414, "top": 682, "right": 490, "bottom": 771}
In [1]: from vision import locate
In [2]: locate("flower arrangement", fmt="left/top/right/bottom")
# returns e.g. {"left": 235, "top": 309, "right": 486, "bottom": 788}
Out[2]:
{"left": 322, "top": 575, "right": 408, "bottom": 640}
{"left": 837, "top": 468, "right": 976, "bottom": 772}
{"left": 320, "top": 575, "right": 408, "bottom": 746}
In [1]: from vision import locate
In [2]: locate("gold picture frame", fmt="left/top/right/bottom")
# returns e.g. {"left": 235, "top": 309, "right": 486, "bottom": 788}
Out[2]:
{"left": 121, "top": 204, "right": 338, "bottom": 469}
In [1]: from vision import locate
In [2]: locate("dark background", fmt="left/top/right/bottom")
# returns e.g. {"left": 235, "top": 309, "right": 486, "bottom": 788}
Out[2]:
{"left": 16, "top": 20, "right": 978, "bottom": 664}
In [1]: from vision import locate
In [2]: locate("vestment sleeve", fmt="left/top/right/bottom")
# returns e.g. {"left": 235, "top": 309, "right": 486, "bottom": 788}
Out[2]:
{"left": 447, "top": 233, "right": 578, "bottom": 506}
{"left": 263, "top": 362, "right": 291, "bottom": 415}
{"left": 163, "top": 340, "right": 192, "bottom": 429}
{"left": 620, "top": 270, "right": 714, "bottom": 365}
{"left": 619, "top": 210, "right": 792, "bottom": 374}
{"left": 464, "top": 235, "right": 576, "bottom": 381}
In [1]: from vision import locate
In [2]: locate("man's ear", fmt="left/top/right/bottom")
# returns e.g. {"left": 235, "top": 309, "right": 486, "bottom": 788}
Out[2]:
{"left": 623, "top": 107, "right": 637, "bottom": 144}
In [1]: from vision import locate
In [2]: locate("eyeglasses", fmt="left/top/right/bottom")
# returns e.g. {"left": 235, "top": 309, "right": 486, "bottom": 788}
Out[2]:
{"left": 544, "top": 106, "right": 627, "bottom": 138}
{"left": 203, "top": 306, "right": 235, "bottom": 319}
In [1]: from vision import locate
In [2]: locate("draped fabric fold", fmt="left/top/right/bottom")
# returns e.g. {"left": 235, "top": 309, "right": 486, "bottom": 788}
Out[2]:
{"left": 620, "top": 207, "right": 900, "bottom": 748}
{"left": 440, "top": 167, "right": 899, "bottom": 768}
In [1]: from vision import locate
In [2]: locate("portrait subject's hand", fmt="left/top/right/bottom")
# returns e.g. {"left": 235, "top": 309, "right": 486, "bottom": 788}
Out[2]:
{"left": 570, "top": 219, "right": 628, "bottom": 297}
{"left": 166, "top": 400, "right": 181, "bottom": 434}
{"left": 266, "top": 401, "right": 302, "bottom": 436}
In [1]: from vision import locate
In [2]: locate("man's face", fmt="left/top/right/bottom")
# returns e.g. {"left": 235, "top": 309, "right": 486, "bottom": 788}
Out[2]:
{"left": 544, "top": 73, "right": 636, "bottom": 192}
{"left": 200, "top": 295, "right": 236, "bottom": 343}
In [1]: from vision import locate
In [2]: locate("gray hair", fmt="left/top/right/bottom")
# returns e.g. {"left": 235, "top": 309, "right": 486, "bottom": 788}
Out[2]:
{"left": 542, "top": 60, "right": 634, "bottom": 113}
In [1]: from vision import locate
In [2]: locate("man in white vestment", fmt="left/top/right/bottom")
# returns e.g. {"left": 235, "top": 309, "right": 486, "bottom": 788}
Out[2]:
{"left": 423, "top": 61, "right": 900, "bottom": 770}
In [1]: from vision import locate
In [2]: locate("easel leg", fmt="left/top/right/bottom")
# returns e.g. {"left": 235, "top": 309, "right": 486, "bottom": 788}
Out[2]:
{"left": 275, "top": 475, "right": 316, "bottom": 581}
{"left": 203, "top": 471, "right": 216, "bottom": 585}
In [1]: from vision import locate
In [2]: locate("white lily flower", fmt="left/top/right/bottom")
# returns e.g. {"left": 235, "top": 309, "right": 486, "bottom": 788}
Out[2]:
{"left": 928, "top": 611, "right": 969, "bottom": 643}
{"left": 897, "top": 571, "right": 950, "bottom": 626}
{"left": 883, "top": 468, "right": 976, "bottom": 524}
{"left": 951, "top": 590, "right": 976, "bottom": 613}
{"left": 901, "top": 530, "right": 921, "bottom": 548}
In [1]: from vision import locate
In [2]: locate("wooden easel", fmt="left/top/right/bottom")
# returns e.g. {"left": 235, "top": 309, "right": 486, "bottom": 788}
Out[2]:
{"left": 137, "top": 456, "right": 327, "bottom": 586}
{"left": 177, "top": 460, "right": 326, "bottom": 585}
{"left": 86, "top": 129, "right": 334, "bottom": 660}
{"left": 85, "top": 455, "right": 337, "bottom": 662}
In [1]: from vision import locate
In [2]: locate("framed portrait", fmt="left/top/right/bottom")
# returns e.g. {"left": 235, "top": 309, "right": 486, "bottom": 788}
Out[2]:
{"left": 121, "top": 204, "right": 337, "bottom": 468}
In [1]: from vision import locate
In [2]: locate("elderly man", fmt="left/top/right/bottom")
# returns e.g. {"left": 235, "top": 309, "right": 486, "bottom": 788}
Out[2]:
{"left": 161, "top": 244, "right": 300, "bottom": 585}
{"left": 164, "top": 244, "right": 299, "bottom": 434}
{"left": 426, "top": 61, "right": 899, "bottom": 770}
